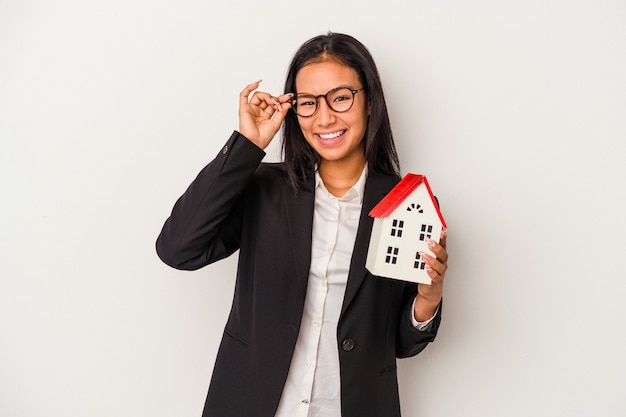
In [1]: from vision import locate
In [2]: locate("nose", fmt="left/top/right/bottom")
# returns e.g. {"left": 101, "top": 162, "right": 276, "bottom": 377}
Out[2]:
{"left": 315, "top": 98, "right": 336, "bottom": 125}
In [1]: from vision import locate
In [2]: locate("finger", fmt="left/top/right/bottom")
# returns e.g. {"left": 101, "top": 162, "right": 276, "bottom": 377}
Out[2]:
{"left": 247, "top": 90, "right": 293, "bottom": 113}
{"left": 239, "top": 80, "right": 262, "bottom": 105}
{"left": 249, "top": 91, "right": 273, "bottom": 108}
{"left": 426, "top": 238, "right": 448, "bottom": 265}
{"left": 420, "top": 258, "right": 445, "bottom": 286}
{"left": 269, "top": 103, "right": 290, "bottom": 126}
{"left": 420, "top": 251, "right": 447, "bottom": 276}
{"left": 260, "top": 94, "right": 291, "bottom": 116}
{"left": 253, "top": 92, "right": 288, "bottom": 113}
{"left": 257, "top": 108, "right": 272, "bottom": 120}
{"left": 277, "top": 93, "right": 294, "bottom": 105}
{"left": 270, "top": 92, "right": 296, "bottom": 111}
{"left": 427, "top": 268, "right": 445, "bottom": 285}
{"left": 275, "top": 93, "right": 294, "bottom": 114}
{"left": 260, "top": 92, "right": 294, "bottom": 109}
{"left": 269, "top": 96, "right": 283, "bottom": 113}
{"left": 426, "top": 270, "right": 443, "bottom": 285}
{"left": 439, "top": 228, "right": 448, "bottom": 249}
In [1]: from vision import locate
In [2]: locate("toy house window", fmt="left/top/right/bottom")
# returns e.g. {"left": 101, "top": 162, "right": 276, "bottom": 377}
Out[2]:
{"left": 390, "top": 219, "right": 404, "bottom": 237}
{"left": 385, "top": 246, "right": 399, "bottom": 264}
{"left": 419, "top": 224, "right": 434, "bottom": 241}
{"left": 406, "top": 203, "right": 424, "bottom": 213}
{"left": 414, "top": 252, "right": 426, "bottom": 270}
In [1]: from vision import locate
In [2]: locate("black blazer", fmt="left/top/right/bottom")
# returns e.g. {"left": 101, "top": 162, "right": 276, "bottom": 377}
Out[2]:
{"left": 156, "top": 131, "right": 442, "bottom": 417}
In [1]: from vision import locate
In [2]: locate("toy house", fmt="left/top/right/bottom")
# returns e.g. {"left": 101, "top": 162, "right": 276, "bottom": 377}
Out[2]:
{"left": 365, "top": 174, "right": 446, "bottom": 285}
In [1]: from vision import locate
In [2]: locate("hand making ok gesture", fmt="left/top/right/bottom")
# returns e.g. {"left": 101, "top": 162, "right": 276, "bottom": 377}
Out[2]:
{"left": 238, "top": 80, "right": 293, "bottom": 150}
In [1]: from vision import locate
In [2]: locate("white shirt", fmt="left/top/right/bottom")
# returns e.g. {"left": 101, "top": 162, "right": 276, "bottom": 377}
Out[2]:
{"left": 275, "top": 167, "right": 434, "bottom": 417}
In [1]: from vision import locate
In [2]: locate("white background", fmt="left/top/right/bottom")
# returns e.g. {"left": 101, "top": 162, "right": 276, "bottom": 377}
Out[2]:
{"left": 1, "top": 1, "right": 625, "bottom": 416}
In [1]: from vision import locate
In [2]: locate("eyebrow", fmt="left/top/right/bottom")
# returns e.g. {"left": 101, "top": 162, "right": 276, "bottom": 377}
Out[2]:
{"left": 295, "top": 85, "right": 356, "bottom": 95}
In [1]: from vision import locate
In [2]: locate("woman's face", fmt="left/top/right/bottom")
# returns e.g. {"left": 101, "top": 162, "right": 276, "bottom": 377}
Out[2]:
{"left": 294, "top": 61, "right": 369, "bottom": 167}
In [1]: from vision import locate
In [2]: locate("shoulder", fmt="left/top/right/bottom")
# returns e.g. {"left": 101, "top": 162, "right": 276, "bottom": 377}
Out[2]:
{"left": 256, "top": 161, "right": 288, "bottom": 176}
{"left": 366, "top": 168, "right": 402, "bottom": 191}
{"left": 243, "top": 162, "right": 292, "bottom": 194}
{"left": 252, "top": 162, "right": 288, "bottom": 183}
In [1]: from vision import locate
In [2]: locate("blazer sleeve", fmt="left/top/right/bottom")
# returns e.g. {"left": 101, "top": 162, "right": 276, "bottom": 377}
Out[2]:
{"left": 395, "top": 283, "right": 443, "bottom": 358}
{"left": 395, "top": 194, "right": 445, "bottom": 357}
{"left": 156, "top": 131, "right": 265, "bottom": 270}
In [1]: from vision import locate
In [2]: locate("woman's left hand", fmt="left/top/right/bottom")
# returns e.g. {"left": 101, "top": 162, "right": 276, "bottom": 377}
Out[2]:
{"left": 414, "top": 229, "right": 448, "bottom": 322}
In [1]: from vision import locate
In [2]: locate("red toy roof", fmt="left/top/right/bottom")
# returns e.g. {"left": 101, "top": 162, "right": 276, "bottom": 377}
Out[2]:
{"left": 369, "top": 173, "right": 446, "bottom": 227}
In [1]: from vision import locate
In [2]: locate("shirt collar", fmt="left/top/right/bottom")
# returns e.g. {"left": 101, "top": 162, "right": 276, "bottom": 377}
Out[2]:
{"left": 314, "top": 165, "right": 368, "bottom": 203}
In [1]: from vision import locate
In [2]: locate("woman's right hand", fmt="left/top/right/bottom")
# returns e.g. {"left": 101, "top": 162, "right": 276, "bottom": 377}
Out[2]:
{"left": 239, "top": 81, "right": 293, "bottom": 150}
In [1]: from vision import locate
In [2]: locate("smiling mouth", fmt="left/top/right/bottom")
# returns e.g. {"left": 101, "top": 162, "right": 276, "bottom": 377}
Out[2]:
{"left": 318, "top": 130, "right": 345, "bottom": 141}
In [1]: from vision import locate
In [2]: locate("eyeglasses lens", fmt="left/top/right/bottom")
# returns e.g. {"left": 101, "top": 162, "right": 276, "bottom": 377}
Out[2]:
{"left": 293, "top": 88, "right": 355, "bottom": 117}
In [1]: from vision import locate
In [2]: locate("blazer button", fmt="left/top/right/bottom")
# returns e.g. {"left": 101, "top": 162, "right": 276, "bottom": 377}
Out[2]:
{"left": 342, "top": 339, "right": 355, "bottom": 351}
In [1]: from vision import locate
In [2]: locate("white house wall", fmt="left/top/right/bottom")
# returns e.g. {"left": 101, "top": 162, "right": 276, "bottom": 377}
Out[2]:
{"left": 366, "top": 185, "right": 444, "bottom": 285}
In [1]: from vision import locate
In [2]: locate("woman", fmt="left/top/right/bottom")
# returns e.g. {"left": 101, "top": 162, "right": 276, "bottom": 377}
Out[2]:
{"left": 156, "top": 32, "right": 448, "bottom": 417}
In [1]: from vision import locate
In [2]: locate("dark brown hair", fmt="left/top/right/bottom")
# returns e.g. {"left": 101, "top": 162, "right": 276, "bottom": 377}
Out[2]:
{"left": 282, "top": 32, "right": 400, "bottom": 189}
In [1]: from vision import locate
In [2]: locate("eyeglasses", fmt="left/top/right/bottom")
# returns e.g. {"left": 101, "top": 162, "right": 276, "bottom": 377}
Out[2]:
{"left": 289, "top": 86, "right": 365, "bottom": 118}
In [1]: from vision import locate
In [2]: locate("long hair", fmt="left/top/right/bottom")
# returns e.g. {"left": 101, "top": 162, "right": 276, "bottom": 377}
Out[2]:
{"left": 281, "top": 32, "right": 400, "bottom": 190}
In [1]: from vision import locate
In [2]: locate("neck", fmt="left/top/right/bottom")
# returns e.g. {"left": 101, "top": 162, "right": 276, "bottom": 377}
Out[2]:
{"left": 318, "top": 155, "right": 366, "bottom": 197}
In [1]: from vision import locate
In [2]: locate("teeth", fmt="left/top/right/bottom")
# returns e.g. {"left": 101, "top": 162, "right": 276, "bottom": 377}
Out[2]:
{"left": 319, "top": 131, "right": 344, "bottom": 140}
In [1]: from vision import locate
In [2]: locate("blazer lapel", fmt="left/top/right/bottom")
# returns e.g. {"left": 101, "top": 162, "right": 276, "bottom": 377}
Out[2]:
{"left": 340, "top": 170, "right": 398, "bottom": 319}
{"left": 282, "top": 178, "right": 315, "bottom": 296}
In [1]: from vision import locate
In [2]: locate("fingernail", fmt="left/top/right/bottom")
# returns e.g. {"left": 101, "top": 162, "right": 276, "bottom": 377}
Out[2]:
{"left": 426, "top": 238, "right": 435, "bottom": 247}
{"left": 270, "top": 98, "right": 282, "bottom": 112}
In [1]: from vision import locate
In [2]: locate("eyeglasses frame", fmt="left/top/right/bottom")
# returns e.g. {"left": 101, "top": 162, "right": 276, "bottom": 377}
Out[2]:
{"left": 288, "top": 86, "right": 365, "bottom": 118}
